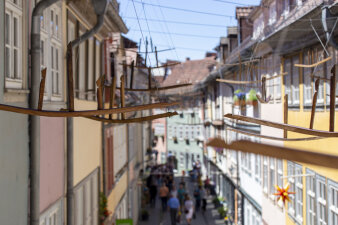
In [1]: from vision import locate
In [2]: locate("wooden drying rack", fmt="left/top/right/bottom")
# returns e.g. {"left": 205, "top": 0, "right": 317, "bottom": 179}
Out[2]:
{"left": 207, "top": 138, "right": 338, "bottom": 169}
{"left": 0, "top": 43, "right": 182, "bottom": 124}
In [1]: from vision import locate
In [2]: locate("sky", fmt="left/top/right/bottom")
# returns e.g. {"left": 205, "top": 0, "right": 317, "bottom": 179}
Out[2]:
{"left": 118, "top": 0, "right": 261, "bottom": 66}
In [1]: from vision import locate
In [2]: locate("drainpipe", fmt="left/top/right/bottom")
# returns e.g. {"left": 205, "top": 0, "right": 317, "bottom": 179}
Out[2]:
{"left": 322, "top": 5, "right": 338, "bottom": 50}
{"left": 66, "top": 1, "right": 108, "bottom": 225}
{"left": 30, "top": 1, "right": 60, "bottom": 225}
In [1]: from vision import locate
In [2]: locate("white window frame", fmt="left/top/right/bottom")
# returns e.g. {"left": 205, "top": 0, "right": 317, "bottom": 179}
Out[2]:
{"left": 306, "top": 169, "right": 316, "bottom": 225}
{"left": 263, "top": 156, "right": 268, "bottom": 194}
{"left": 288, "top": 162, "right": 296, "bottom": 218}
{"left": 295, "top": 164, "right": 303, "bottom": 224}
{"left": 317, "top": 175, "right": 327, "bottom": 225}
{"left": 328, "top": 180, "right": 338, "bottom": 225}
{"left": 5, "top": 1, "right": 23, "bottom": 89}
{"left": 269, "top": 158, "right": 276, "bottom": 198}
{"left": 254, "top": 154, "right": 261, "bottom": 183}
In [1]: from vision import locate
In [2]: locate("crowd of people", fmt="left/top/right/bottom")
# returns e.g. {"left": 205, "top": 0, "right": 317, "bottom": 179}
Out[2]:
{"left": 142, "top": 162, "right": 217, "bottom": 225}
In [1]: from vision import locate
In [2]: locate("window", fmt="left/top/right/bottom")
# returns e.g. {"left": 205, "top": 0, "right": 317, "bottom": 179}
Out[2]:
{"left": 328, "top": 180, "right": 338, "bottom": 225}
{"left": 307, "top": 170, "right": 316, "bottom": 225}
{"left": 5, "top": 1, "right": 22, "bottom": 88}
{"left": 269, "top": 1, "right": 277, "bottom": 25}
{"left": 50, "top": 8, "right": 60, "bottom": 38}
{"left": 303, "top": 50, "right": 313, "bottom": 106}
{"left": 263, "top": 157, "right": 268, "bottom": 193}
{"left": 105, "top": 128, "right": 114, "bottom": 192}
{"left": 74, "top": 171, "right": 99, "bottom": 225}
{"left": 254, "top": 154, "right": 261, "bottom": 183}
{"left": 295, "top": 165, "right": 303, "bottom": 223}
{"left": 317, "top": 175, "right": 327, "bottom": 225}
{"left": 87, "top": 38, "right": 95, "bottom": 100}
{"left": 284, "top": 55, "right": 300, "bottom": 105}
{"left": 253, "top": 13, "right": 264, "bottom": 40}
{"left": 269, "top": 158, "right": 276, "bottom": 196}
{"left": 288, "top": 162, "right": 296, "bottom": 217}
{"left": 51, "top": 45, "right": 61, "bottom": 95}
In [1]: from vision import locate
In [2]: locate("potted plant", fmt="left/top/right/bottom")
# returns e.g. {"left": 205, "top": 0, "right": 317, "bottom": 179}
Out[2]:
{"left": 99, "top": 192, "right": 111, "bottom": 224}
{"left": 217, "top": 206, "right": 227, "bottom": 219}
{"left": 233, "top": 89, "right": 246, "bottom": 106}
{"left": 141, "top": 209, "right": 149, "bottom": 221}
{"left": 213, "top": 197, "right": 221, "bottom": 208}
{"left": 246, "top": 89, "right": 258, "bottom": 106}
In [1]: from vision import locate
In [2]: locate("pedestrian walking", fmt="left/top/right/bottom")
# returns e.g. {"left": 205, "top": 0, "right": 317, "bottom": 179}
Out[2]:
{"left": 159, "top": 182, "right": 169, "bottom": 212}
{"left": 149, "top": 176, "right": 157, "bottom": 207}
{"left": 201, "top": 187, "right": 207, "bottom": 213}
{"left": 171, "top": 185, "right": 177, "bottom": 198}
{"left": 177, "top": 183, "right": 186, "bottom": 209}
{"left": 184, "top": 195, "right": 194, "bottom": 225}
{"left": 193, "top": 185, "right": 202, "bottom": 212}
{"left": 168, "top": 194, "right": 180, "bottom": 225}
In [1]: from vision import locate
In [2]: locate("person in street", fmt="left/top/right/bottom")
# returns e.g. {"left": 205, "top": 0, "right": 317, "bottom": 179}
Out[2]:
{"left": 149, "top": 176, "right": 157, "bottom": 207}
{"left": 193, "top": 185, "right": 202, "bottom": 212}
{"left": 168, "top": 194, "right": 180, "bottom": 225}
{"left": 204, "top": 176, "right": 211, "bottom": 195}
{"left": 177, "top": 183, "right": 186, "bottom": 209}
{"left": 201, "top": 186, "right": 207, "bottom": 213}
{"left": 184, "top": 195, "right": 194, "bottom": 225}
{"left": 171, "top": 184, "right": 177, "bottom": 198}
{"left": 179, "top": 177, "right": 186, "bottom": 188}
{"left": 159, "top": 182, "right": 169, "bottom": 212}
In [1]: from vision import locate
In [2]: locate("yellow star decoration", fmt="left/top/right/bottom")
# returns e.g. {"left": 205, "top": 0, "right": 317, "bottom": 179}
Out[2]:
{"left": 273, "top": 183, "right": 295, "bottom": 205}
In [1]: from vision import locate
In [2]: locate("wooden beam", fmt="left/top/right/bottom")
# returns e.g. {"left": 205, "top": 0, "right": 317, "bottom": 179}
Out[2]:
{"left": 120, "top": 62, "right": 181, "bottom": 70}
{"left": 284, "top": 94, "right": 288, "bottom": 138}
{"left": 115, "top": 83, "right": 192, "bottom": 92}
{"left": 155, "top": 47, "right": 159, "bottom": 67}
{"left": 224, "top": 114, "right": 338, "bottom": 137}
{"left": 109, "top": 72, "right": 117, "bottom": 120}
{"left": 67, "top": 43, "right": 75, "bottom": 111}
{"left": 207, "top": 139, "right": 338, "bottom": 169}
{"left": 216, "top": 73, "right": 288, "bottom": 85}
{"left": 120, "top": 75, "right": 126, "bottom": 120}
{"left": 148, "top": 67, "right": 152, "bottom": 90}
{"left": 0, "top": 102, "right": 180, "bottom": 117}
{"left": 310, "top": 79, "right": 320, "bottom": 129}
{"left": 86, "top": 112, "right": 178, "bottom": 124}
{"left": 330, "top": 65, "right": 336, "bottom": 132}
{"left": 96, "top": 75, "right": 105, "bottom": 110}
{"left": 38, "top": 68, "right": 47, "bottom": 111}
{"left": 294, "top": 56, "right": 332, "bottom": 68}
{"left": 130, "top": 60, "right": 134, "bottom": 89}
{"left": 227, "top": 127, "right": 325, "bottom": 142}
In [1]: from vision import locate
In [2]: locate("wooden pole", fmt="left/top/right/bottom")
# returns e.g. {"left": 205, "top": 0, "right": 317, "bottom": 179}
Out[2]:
{"left": 38, "top": 68, "right": 47, "bottom": 111}
{"left": 330, "top": 65, "right": 336, "bottom": 132}
{"left": 96, "top": 75, "right": 105, "bottom": 110}
{"left": 145, "top": 38, "right": 148, "bottom": 67}
{"left": 155, "top": 46, "right": 159, "bottom": 67}
{"left": 67, "top": 43, "right": 75, "bottom": 111}
{"left": 109, "top": 74, "right": 117, "bottom": 120}
{"left": 284, "top": 94, "right": 288, "bottom": 138}
{"left": 310, "top": 79, "right": 320, "bottom": 129}
{"left": 262, "top": 76, "right": 267, "bottom": 101}
{"left": 130, "top": 60, "right": 135, "bottom": 89}
{"left": 148, "top": 67, "right": 152, "bottom": 90}
{"left": 120, "top": 75, "right": 126, "bottom": 120}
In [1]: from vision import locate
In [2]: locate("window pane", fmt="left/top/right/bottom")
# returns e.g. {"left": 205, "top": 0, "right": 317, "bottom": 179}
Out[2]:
{"left": 13, "top": 17, "right": 18, "bottom": 47}
{"left": 5, "top": 47, "right": 11, "bottom": 78}
{"left": 14, "top": 49, "right": 18, "bottom": 78}
{"left": 5, "top": 13, "right": 10, "bottom": 45}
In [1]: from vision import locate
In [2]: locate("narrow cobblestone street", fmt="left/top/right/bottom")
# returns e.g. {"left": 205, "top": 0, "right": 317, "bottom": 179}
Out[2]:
{"left": 139, "top": 177, "right": 225, "bottom": 225}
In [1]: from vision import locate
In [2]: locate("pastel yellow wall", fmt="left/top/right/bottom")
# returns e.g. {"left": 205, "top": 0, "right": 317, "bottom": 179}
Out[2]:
{"left": 283, "top": 55, "right": 338, "bottom": 225}
{"left": 73, "top": 99, "right": 102, "bottom": 185}
{"left": 107, "top": 172, "right": 128, "bottom": 215}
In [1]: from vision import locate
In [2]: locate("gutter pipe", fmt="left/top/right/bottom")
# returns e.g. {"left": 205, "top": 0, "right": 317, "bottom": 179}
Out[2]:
{"left": 322, "top": 5, "right": 338, "bottom": 50}
{"left": 30, "top": 1, "right": 60, "bottom": 225}
{"left": 67, "top": 1, "right": 108, "bottom": 225}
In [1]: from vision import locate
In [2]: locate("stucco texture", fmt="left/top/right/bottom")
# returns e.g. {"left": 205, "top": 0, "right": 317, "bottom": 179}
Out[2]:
{"left": 40, "top": 117, "right": 65, "bottom": 212}
{"left": 73, "top": 100, "right": 101, "bottom": 185}
{"left": 0, "top": 110, "right": 29, "bottom": 225}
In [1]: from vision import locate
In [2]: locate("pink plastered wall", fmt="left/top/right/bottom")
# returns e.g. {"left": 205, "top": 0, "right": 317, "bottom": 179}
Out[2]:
{"left": 40, "top": 117, "right": 65, "bottom": 212}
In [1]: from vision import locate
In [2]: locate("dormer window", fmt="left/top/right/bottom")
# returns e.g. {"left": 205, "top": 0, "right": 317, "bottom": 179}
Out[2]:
{"left": 268, "top": 1, "right": 277, "bottom": 25}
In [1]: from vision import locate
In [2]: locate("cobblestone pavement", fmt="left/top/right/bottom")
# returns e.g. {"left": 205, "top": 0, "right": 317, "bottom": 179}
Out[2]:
{"left": 139, "top": 177, "right": 225, "bottom": 225}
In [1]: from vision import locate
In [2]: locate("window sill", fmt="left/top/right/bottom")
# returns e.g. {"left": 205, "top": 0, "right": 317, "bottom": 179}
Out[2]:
{"left": 4, "top": 88, "right": 30, "bottom": 103}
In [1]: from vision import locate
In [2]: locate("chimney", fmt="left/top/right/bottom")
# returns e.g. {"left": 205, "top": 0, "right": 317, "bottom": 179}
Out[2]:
{"left": 186, "top": 57, "right": 190, "bottom": 61}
